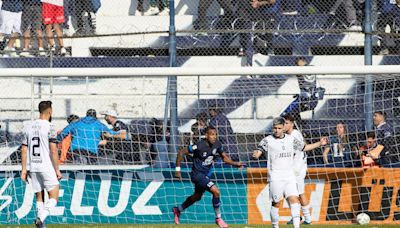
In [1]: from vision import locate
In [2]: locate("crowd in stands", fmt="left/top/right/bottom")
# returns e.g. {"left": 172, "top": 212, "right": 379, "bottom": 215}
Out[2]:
{"left": 0, "top": 0, "right": 100, "bottom": 57}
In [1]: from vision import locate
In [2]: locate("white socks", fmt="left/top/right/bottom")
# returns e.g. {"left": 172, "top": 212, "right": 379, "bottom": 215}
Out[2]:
{"left": 302, "top": 204, "right": 312, "bottom": 223}
{"left": 270, "top": 206, "right": 280, "bottom": 228}
{"left": 290, "top": 203, "right": 301, "bottom": 228}
{"left": 39, "top": 198, "right": 57, "bottom": 222}
{"left": 36, "top": 201, "right": 44, "bottom": 217}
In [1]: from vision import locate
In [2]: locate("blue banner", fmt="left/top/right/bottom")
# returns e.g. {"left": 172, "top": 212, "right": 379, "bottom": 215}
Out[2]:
{"left": 0, "top": 168, "right": 247, "bottom": 224}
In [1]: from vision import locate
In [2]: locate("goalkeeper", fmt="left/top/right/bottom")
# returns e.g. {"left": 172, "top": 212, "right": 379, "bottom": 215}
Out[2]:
{"left": 173, "top": 126, "right": 243, "bottom": 228}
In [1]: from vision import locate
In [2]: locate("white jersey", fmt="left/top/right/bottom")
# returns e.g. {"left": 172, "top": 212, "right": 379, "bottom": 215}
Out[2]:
{"left": 290, "top": 129, "right": 307, "bottom": 174}
{"left": 22, "top": 119, "right": 57, "bottom": 173}
{"left": 257, "top": 134, "right": 305, "bottom": 181}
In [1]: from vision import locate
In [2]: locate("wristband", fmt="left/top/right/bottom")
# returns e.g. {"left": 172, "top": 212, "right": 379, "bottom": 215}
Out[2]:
{"left": 175, "top": 167, "right": 181, "bottom": 171}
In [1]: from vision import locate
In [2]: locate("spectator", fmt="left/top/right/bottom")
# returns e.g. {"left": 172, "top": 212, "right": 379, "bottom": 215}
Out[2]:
{"left": 236, "top": 0, "right": 279, "bottom": 66}
{"left": 208, "top": 105, "right": 239, "bottom": 161}
{"left": 190, "top": 112, "right": 208, "bottom": 145}
{"left": 373, "top": 110, "right": 397, "bottom": 166}
{"left": 326, "top": 0, "right": 362, "bottom": 30}
{"left": 357, "top": 131, "right": 380, "bottom": 168}
{"left": 282, "top": 57, "right": 324, "bottom": 120}
{"left": 101, "top": 109, "right": 136, "bottom": 164}
{"left": 58, "top": 114, "right": 79, "bottom": 164}
{"left": 137, "top": 0, "right": 169, "bottom": 16}
{"left": 56, "top": 109, "right": 126, "bottom": 165}
{"left": 193, "top": 0, "right": 234, "bottom": 32}
{"left": 0, "top": 0, "right": 23, "bottom": 57}
{"left": 323, "top": 121, "right": 356, "bottom": 167}
{"left": 74, "top": 0, "right": 99, "bottom": 35}
{"left": 377, "top": 0, "right": 400, "bottom": 55}
{"left": 19, "top": 0, "right": 45, "bottom": 57}
{"left": 148, "top": 118, "right": 170, "bottom": 167}
{"left": 42, "top": 0, "right": 67, "bottom": 56}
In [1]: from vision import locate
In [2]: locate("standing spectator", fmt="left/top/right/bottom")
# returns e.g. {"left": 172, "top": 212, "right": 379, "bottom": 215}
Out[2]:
{"left": 377, "top": 0, "right": 400, "bottom": 55}
{"left": 326, "top": 0, "right": 362, "bottom": 30}
{"left": 56, "top": 109, "right": 126, "bottom": 165}
{"left": 208, "top": 104, "right": 239, "bottom": 161}
{"left": 19, "top": 0, "right": 45, "bottom": 57}
{"left": 373, "top": 110, "right": 397, "bottom": 166}
{"left": 74, "top": 0, "right": 99, "bottom": 35}
{"left": 147, "top": 118, "right": 170, "bottom": 167}
{"left": 236, "top": 0, "right": 279, "bottom": 66}
{"left": 190, "top": 112, "right": 208, "bottom": 145}
{"left": 58, "top": 114, "right": 79, "bottom": 164}
{"left": 194, "top": 0, "right": 234, "bottom": 32}
{"left": 42, "top": 0, "right": 67, "bottom": 56}
{"left": 357, "top": 131, "right": 380, "bottom": 168}
{"left": 0, "top": 0, "right": 23, "bottom": 57}
{"left": 101, "top": 109, "right": 135, "bottom": 164}
{"left": 323, "top": 121, "right": 356, "bottom": 167}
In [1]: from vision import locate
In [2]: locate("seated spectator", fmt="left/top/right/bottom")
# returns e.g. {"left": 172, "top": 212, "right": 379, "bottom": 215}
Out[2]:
{"left": 209, "top": 104, "right": 239, "bottom": 161}
{"left": 236, "top": 0, "right": 279, "bottom": 66}
{"left": 357, "top": 131, "right": 381, "bottom": 168}
{"left": 373, "top": 110, "right": 398, "bottom": 166}
{"left": 57, "top": 109, "right": 126, "bottom": 165}
{"left": 190, "top": 112, "right": 208, "bottom": 145}
{"left": 377, "top": 0, "right": 400, "bottom": 55}
{"left": 19, "top": 0, "right": 45, "bottom": 57}
{"left": 0, "top": 0, "right": 23, "bottom": 57}
{"left": 58, "top": 114, "right": 79, "bottom": 164}
{"left": 323, "top": 121, "right": 357, "bottom": 167}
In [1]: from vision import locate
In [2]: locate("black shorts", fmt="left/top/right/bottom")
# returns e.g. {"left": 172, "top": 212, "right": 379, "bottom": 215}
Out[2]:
{"left": 21, "top": 4, "right": 42, "bottom": 32}
{"left": 190, "top": 172, "right": 215, "bottom": 194}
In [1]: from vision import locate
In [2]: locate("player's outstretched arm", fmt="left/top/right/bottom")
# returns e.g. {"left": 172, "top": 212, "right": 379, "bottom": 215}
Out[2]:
{"left": 304, "top": 137, "right": 328, "bottom": 152}
{"left": 175, "top": 148, "right": 189, "bottom": 180}
{"left": 221, "top": 152, "right": 243, "bottom": 168}
{"left": 21, "top": 145, "right": 28, "bottom": 182}
{"left": 252, "top": 149, "right": 263, "bottom": 159}
{"left": 50, "top": 142, "right": 62, "bottom": 180}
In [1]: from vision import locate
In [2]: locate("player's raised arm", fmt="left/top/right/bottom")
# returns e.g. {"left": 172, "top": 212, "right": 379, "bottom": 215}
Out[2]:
{"left": 175, "top": 147, "right": 190, "bottom": 180}
{"left": 303, "top": 137, "right": 328, "bottom": 151}
{"left": 220, "top": 152, "right": 243, "bottom": 168}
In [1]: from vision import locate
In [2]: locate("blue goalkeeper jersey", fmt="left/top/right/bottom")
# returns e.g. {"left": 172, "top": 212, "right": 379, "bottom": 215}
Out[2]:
{"left": 188, "top": 139, "right": 224, "bottom": 176}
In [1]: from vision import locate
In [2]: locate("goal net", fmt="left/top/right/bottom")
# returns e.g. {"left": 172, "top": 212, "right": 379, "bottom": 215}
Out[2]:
{"left": 0, "top": 67, "right": 400, "bottom": 225}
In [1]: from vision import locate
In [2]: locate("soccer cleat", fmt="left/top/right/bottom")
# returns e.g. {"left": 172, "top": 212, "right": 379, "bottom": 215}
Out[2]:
{"left": 303, "top": 220, "right": 312, "bottom": 225}
{"left": 215, "top": 217, "right": 228, "bottom": 228}
{"left": 34, "top": 217, "right": 43, "bottom": 228}
{"left": 172, "top": 207, "right": 181, "bottom": 224}
{"left": 287, "top": 219, "right": 293, "bottom": 224}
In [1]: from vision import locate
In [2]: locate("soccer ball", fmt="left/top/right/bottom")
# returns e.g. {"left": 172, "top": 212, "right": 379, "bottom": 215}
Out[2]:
{"left": 356, "top": 213, "right": 370, "bottom": 225}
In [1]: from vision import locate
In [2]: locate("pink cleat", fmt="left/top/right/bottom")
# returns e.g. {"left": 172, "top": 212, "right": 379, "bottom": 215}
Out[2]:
{"left": 216, "top": 217, "right": 228, "bottom": 228}
{"left": 172, "top": 207, "right": 181, "bottom": 224}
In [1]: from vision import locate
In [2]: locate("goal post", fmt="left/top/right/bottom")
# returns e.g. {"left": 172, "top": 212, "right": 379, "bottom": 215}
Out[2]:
{"left": 0, "top": 66, "right": 400, "bottom": 225}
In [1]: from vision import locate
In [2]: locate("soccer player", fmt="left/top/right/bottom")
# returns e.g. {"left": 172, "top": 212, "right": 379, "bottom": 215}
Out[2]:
{"left": 252, "top": 117, "right": 327, "bottom": 228}
{"left": 282, "top": 114, "right": 312, "bottom": 224}
{"left": 20, "top": 101, "right": 62, "bottom": 228}
{"left": 173, "top": 126, "right": 243, "bottom": 228}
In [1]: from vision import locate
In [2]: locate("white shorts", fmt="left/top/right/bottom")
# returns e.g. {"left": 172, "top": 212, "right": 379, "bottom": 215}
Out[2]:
{"left": 295, "top": 169, "right": 307, "bottom": 195}
{"left": 269, "top": 179, "right": 299, "bottom": 203}
{"left": 29, "top": 171, "right": 59, "bottom": 193}
{"left": 0, "top": 10, "right": 22, "bottom": 35}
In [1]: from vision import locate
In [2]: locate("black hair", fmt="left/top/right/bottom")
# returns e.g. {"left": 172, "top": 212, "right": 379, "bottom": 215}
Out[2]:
{"left": 67, "top": 114, "right": 79, "bottom": 124}
{"left": 282, "top": 113, "right": 295, "bottom": 122}
{"left": 374, "top": 110, "right": 386, "bottom": 119}
{"left": 86, "top": 109, "right": 97, "bottom": 118}
{"left": 38, "top": 101, "right": 52, "bottom": 114}
{"left": 205, "top": 125, "right": 217, "bottom": 133}
{"left": 366, "top": 131, "right": 376, "bottom": 139}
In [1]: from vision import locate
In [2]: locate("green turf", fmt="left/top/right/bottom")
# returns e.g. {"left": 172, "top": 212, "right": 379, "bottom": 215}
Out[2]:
{"left": 1, "top": 225, "right": 399, "bottom": 228}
